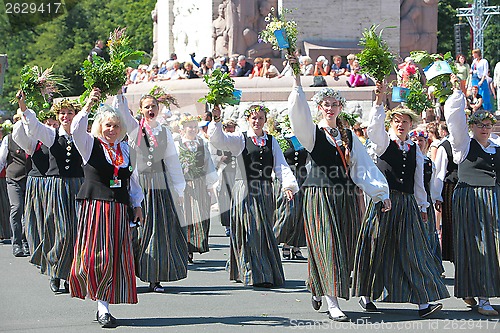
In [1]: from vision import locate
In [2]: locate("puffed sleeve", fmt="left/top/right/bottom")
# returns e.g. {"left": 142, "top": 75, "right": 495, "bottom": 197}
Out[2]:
{"left": 163, "top": 128, "right": 186, "bottom": 197}
{"left": 367, "top": 103, "right": 390, "bottom": 156}
{"left": 70, "top": 110, "right": 94, "bottom": 164}
{"left": 112, "top": 94, "right": 140, "bottom": 143}
{"left": 12, "top": 121, "right": 37, "bottom": 155}
{"left": 444, "top": 90, "right": 469, "bottom": 164}
{"left": 22, "top": 108, "right": 56, "bottom": 147}
{"left": 271, "top": 137, "right": 299, "bottom": 194}
{"left": 203, "top": 142, "right": 219, "bottom": 189}
{"left": 414, "top": 146, "right": 430, "bottom": 212}
{"left": 207, "top": 121, "right": 244, "bottom": 156}
{"left": 349, "top": 132, "right": 389, "bottom": 202}
{"left": 431, "top": 145, "right": 448, "bottom": 202}
{"left": 288, "top": 85, "right": 316, "bottom": 152}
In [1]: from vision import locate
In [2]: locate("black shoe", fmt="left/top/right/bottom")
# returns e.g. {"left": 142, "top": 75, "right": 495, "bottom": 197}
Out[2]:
{"left": 63, "top": 281, "right": 70, "bottom": 293}
{"left": 418, "top": 303, "right": 442, "bottom": 318}
{"left": 225, "top": 227, "right": 230, "bottom": 237}
{"left": 50, "top": 278, "right": 60, "bottom": 293}
{"left": 148, "top": 282, "right": 165, "bottom": 293}
{"left": 358, "top": 298, "right": 378, "bottom": 312}
{"left": 282, "top": 247, "right": 291, "bottom": 260}
{"left": 96, "top": 312, "right": 117, "bottom": 328}
{"left": 292, "top": 249, "right": 306, "bottom": 260}
{"left": 311, "top": 296, "right": 322, "bottom": 311}
{"left": 22, "top": 242, "right": 30, "bottom": 256}
{"left": 12, "top": 244, "right": 24, "bottom": 257}
{"left": 346, "top": 80, "right": 352, "bottom": 88}
{"left": 327, "top": 311, "right": 348, "bottom": 322}
{"left": 188, "top": 252, "right": 194, "bottom": 263}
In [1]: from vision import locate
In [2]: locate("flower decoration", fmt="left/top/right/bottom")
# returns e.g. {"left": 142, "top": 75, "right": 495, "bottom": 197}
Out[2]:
{"left": 243, "top": 104, "right": 270, "bottom": 118}
{"left": 197, "top": 69, "right": 239, "bottom": 107}
{"left": 179, "top": 114, "right": 202, "bottom": 126}
{"left": 338, "top": 112, "right": 359, "bottom": 127}
{"left": 1, "top": 120, "right": 13, "bottom": 136}
{"left": 397, "top": 57, "right": 417, "bottom": 88}
{"left": 78, "top": 27, "right": 144, "bottom": 108}
{"left": 11, "top": 65, "right": 68, "bottom": 113}
{"left": 409, "top": 130, "right": 429, "bottom": 139}
{"left": 149, "top": 86, "right": 180, "bottom": 109}
{"left": 266, "top": 114, "right": 292, "bottom": 152}
{"left": 311, "top": 88, "right": 346, "bottom": 108}
{"left": 259, "top": 7, "right": 300, "bottom": 75}
{"left": 468, "top": 110, "right": 497, "bottom": 126}
{"left": 51, "top": 98, "right": 82, "bottom": 114}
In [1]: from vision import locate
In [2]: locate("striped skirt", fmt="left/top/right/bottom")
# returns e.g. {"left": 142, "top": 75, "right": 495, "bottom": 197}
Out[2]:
{"left": 184, "top": 178, "right": 211, "bottom": 254}
{"left": 0, "top": 178, "right": 10, "bottom": 240}
{"left": 230, "top": 179, "right": 284, "bottom": 287}
{"left": 70, "top": 199, "right": 137, "bottom": 304}
{"left": 40, "top": 177, "right": 83, "bottom": 279}
{"left": 303, "top": 185, "right": 362, "bottom": 299}
{"left": 353, "top": 191, "right": 449, "bottom": 303}
{"left": 24, "top": 176, "right": 50, "bottom": 266}
{"left": 441, "top": 181, "right": 456, "bottom": 261}
{"left": 425, "top": 195, "right": 444, "bottom": 274}
{"left": 273, "top": 180, "right": 306, "bottom": 247}
{"left": 217, "top": 168, "right": 236, "bottom": 228}
{"left": 135, "top": 172, "right": 188, "bottom": 282}
{"left": 453, "top": 184, "right": 500, "bottom": 297}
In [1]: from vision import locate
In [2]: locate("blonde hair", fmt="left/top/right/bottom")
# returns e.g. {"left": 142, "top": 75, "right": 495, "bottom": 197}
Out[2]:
{"left": 91, "top": 104, "right": 126, "bottom": 142}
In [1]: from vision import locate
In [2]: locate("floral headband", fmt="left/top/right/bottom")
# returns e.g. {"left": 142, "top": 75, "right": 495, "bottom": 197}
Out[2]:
{"left": 179, "top": 114, "right": 202, "bottom": 126}
{"left": 311, "top": 88, "right": 346, "bottom": 108}
{"left": 244, "top": 104, "right": 270, "bottom": 117}
{"left": 51, "top": 98, "right": 82, "bottom": 113}
{"left": 468, "top": 111, "right": 497, "bottom": 126}
{"left": 409, "top": 130, "right": 428, "bottom": 139}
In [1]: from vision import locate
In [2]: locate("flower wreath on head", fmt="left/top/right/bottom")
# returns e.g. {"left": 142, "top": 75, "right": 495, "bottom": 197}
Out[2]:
{"left": 243, "top": 104, "right": 270, "bottom": 117}
{"left": 468, "top": 111, "right": 497, "bottom": 126}
{"left": 409, "top": 130, "right": 429, "bottom": 139}
{"left": 51, "top": 98, "right": 82, "bottom": 114}
{"left": 311, "top": 88, "right": 346, "bottom": 108}
{"left": 179, "top": 114, "right": 202, "bottom": 126}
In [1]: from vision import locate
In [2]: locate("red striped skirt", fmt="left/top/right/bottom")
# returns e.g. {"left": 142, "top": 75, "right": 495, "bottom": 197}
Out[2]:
{"left": 69, "top": 199, "right": 137, "bottom": 304}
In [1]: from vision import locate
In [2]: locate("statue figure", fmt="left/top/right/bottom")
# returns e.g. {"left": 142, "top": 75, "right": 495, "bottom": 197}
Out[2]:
{"left": 400, "top": 0, "right": 438, "bottom": 57}
{"left": 213, "top": 3, "right": 229, "bottom": 57}
{"left": 151, "top": 3, "right": 159, "bottom": 66}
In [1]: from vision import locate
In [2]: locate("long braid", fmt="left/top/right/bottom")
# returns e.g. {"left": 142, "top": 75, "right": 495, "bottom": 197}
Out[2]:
{"left": 336, "top": 118, "right": 351, "bottom": 166}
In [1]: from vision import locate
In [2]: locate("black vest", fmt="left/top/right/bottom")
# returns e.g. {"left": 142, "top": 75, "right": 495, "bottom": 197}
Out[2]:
{"left": 46, "top": 133, "right": 84, "bottom": 177}
{"left": 135, "top": 126, "right": 168, "bottom": 173}
{"left": 29, "top": 142, "right": 50, "bottom": 177}
{"left": 423, "top": 156, "right": 432, "bottom": 196}
{"left": 377, "top": 140, "right": 417, "bottom": 194}
{"left": 6, "top": 134, "right": 31, "bottom": 181}
{"left": 238, "top": 132, "right": 274, "bottom": 182}
{"left": 218, "top": 149, "right": 237, "bottom": 177}
{"left": 283, "top": 138, "right": 308, "bottom": 181}
{"left": 439, "top": 139, "right": 458, "bottom": 183}
{"left": 76, "top": 138, "right": 132, "bottom": 206}
{"left": 302, "top": 126, "right": 353, "bottom": 188}
{"left": 457, "top": 138, "right": 500, "bottom": 187}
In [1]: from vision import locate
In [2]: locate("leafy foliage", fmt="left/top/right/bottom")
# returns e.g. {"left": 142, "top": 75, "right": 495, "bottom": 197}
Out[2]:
{"left": 178, "top": 144, "right": 205, "bottom": 180}
{"left": 198, "top": 69, "right": 239, "bottom": 107}
{"left": 405, "top": 77, "right": 433, "bottom": 115}
{"left": 338, "top": 112, "right": 360, "bottom": 127}
{"left": 149, "top": 86, "right": 179, "bottom": 109}
{"left": 357, "top": 25, "right": 396, "bottom": 82}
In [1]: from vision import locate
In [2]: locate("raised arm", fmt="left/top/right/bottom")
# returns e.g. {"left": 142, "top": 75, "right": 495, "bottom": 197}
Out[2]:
{"left": 444, "top": 80, "right": 470, "bottom": 164}
{"left": 207, "top": 105, "right": 244, "bottom": 155}
{"left": 71, "top": 89, "right": 101, "bottom": 164}
{"left": 112, "top": 93, "right": 140, "bottom": 141}
{"left": 288, "top": 74, "right": 316, "bottom": 152}
{"left": 17, "top": 91, "right": 56, "bottom": 147}
{"left": 12, "top": 121, "right": 37, "bottom": 155}
{"left": 367, "top": 82, "right": 390, "bottom": 156}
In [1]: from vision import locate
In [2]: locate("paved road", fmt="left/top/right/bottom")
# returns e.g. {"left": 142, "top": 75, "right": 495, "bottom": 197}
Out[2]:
{"left": 0, "top": 220, "right": 499, "bottom": 332}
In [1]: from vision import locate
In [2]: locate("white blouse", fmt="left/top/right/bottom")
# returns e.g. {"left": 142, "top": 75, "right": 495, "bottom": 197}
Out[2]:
{"left": 22, "top": 108, "right": 70, "bottom": 147}
{"left": 71, "top": 110, "right": 144, "bottom": 208}
{"left": 112, "top": 95, "right": 186, "bottom": 197}
{"left": 12, "top": 120, "right": 37, "bottom": 155}
{"left": 287, "top": 85, "right": 389, "bottom": 203}
{"left": 207, "top": 122, "right": 299, "bottom": 194}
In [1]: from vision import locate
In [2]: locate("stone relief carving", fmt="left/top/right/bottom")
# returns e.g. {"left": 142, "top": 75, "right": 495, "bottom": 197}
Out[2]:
{"left": 213, "top": 3, "right": 229, "bottom": 57}
{"left": 400, "top": 0, "right": 438, "bottom": 56}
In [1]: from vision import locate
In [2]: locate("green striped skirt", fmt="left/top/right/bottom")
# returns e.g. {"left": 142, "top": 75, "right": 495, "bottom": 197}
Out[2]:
{"left": 41, "top": 177, "right": 83, "bottom": 280}
{"left": 303, "top": 185, "right": 362, "bottom": 299}
{"left": 24, "top": 176, "right": 50, "bottom": 266}
{"left": 135, "top": 172, "right": 188, "bottom": 283}
{"left": 273, "top": 179, "right": 306, "bottom": 247}
{"left": 230, "top": 179, "right": 284, "bottom": 287}
{"left": 353, "top": 190, "right": 449, "bottom": 303}
{"left": 184, "top": 178, "right": 211, "bottom": 254}
{"left": 453, "top": 184, "right": 500, "bottom": 297}
{"left": 425, "top": 195, "right": 444, "bottom": 274}
{"left": 70, "top": 199, "right": 137, "bottom": 304}
{"left": 0, "top": 177, "right": 10, "bottom": 240}
{"left": 441, "top": 181, "right": 456, "bottom": 261}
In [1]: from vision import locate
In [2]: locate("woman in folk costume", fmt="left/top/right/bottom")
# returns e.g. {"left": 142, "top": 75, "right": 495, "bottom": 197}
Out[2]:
{"left": 409, "top": 130, "right": 444, "bottom": 275}
{"left": 69, "top": 88, "right": 144, "bottom": 327}
{"left": 18, "top": 92, "right": 85, "bottom": 293}
{"left": 114, "top": 93, "right": 187, "bottom": 293}
{"left": 176, "top": 115, "right": 218, "bottom": 263}
{"left": 208, "top": 104, "right": 299, "bottom": 288}
{"left": 271, "top": 117, "right": 308, "bottom": 260}
{"left": 353, "top": 81, "right": 449, "bottom": 318}
{"left": 288, "top": 72, "right": 390, "bottom": 321}
{"left": 12, "top": 112, "right": 57, "bottom": 269}
{"left": 444, "top": 74, "right": 500, "bottom": 316}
